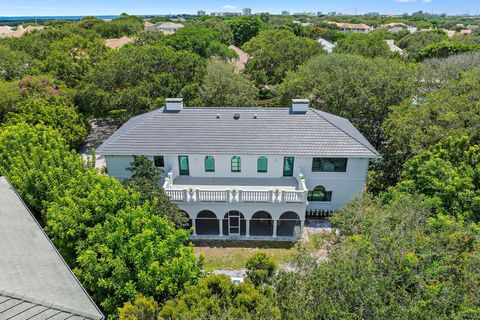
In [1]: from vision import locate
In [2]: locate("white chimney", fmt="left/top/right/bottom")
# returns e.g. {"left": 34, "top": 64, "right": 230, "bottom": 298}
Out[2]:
{"left": 165, "top": 98, "right": 183, "bottom": 111}
{"left": 291, "top": 99, "right": 309, "bottom": 113}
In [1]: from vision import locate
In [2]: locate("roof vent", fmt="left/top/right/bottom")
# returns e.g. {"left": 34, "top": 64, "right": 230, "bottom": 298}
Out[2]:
{"left": 253, "top": 114, "right": 258, "bottom": 119}
{"left": 165, "top": 98, "right": 183, "bottom": 111}
{"left": 291, "top": 99, "right": 309, "bottom": 113}
{"left": 233, "top": 113, "right": 240, "bottom": 120}
{"left": 216, "top": 113, "right": 220, "bottom": 119}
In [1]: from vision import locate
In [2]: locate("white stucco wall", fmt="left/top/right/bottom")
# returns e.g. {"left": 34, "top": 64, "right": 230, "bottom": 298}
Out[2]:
{"left": 104, "top": 153, "right": 370, "bottom": 211}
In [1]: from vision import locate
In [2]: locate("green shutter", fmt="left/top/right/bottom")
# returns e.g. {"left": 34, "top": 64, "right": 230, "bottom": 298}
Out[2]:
{"left": 257, "top": 156, "right": 268, "bottom": 173}
{"left": 231, "top": 156, "right": 241, "bottom": 172}
{"left": 283, "top": 157, "right": 294, "bottom": 176}
{"left": 178, "top": 155, "right": 189, "bottom": 175}
{"left": 205, "top": 156, "right": 215, "bottom": 172}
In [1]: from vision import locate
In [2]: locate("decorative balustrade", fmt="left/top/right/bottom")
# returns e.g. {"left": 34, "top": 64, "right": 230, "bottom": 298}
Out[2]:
{"left": 163, "top": 172, "right": 308, "bottom": 204}
{"left": 197, "top": 189, "right": 229, "bottom": 202}
{"left": 282, "top": 190, "right": 305, "bottom": 203}
{"left": 239, "top": 190, "right": 273, "bottom": 203}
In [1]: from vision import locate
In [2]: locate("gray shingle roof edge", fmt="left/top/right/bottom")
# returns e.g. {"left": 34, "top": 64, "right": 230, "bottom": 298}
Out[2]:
{"left": 0, "top": 178, "right": 105, "bottom": 320}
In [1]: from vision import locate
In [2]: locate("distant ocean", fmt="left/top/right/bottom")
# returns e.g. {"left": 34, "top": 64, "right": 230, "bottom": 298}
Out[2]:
{"left": 0, "top": 15, "right": 169, "bottom": 25}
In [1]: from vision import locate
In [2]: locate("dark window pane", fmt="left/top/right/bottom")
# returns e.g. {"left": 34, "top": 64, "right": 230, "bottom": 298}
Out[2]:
{"left": 154, "top": 156, "right": 164, "bottom": 167}
{"left": 179, "top": 155, "right": 189, "bottom": 175}
{"left": 231, "top": 156, "right": 241, "bottom": 172}
{"left": 312, "top": 158, "right": 348, "bottom": 172}
{"left": 307, "top": 185, "right": 332, "bottom": 202}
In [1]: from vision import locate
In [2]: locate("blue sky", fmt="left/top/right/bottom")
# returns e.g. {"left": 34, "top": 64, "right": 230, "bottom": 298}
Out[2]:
{"left": 0, "top": 0, "right": 478, "bottom": 16}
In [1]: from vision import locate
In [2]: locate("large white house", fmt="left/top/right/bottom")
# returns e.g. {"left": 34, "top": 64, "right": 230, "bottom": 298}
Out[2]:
{"left": 97, "top": 99, "right": 379, "bottom": 240}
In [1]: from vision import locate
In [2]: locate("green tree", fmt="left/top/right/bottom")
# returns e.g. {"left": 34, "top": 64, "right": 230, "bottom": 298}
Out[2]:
{"left": 161, "top": 27, "right": 236, "bottom": 59}
{"left": 334, "top": 32, "right": 392, "bottom": 58}
{"left": 398, "top": 30, "right": 447, "bottom": 55}
{"left": 119, "top": 295, "right": 160, "bottom": 320}
{"left": 0, "top": 75, "right": 72, "bottom": 122}
{"left": 416, "top": 41, "right": 480, "bottom": 61}
{"left": 0, "top": 45, "right": 31, "bottom": 81}
{"left": 93, "top": 14, "right": 144, "bottom": 38}
{"left": 160, "top": 274, "right": 280, "bottom": 320}
{"left": 245, "top": 253, "right": 276, "bottom": 286}
{"left": 4, "top": 99, "right": 88, "bottom": 149}
{"left": 123, "top": 156, "right": 190, "bottom": 229}
{"left": 392, "top": 137, "right": 480, "bottom": 222}
{"left": 75, "top": 202, "right": 202, "bottom": 317}
{"left": 243, "top": 29, "right": 324, "bottom": 86}
{"left": 227, "top": 16, "right": 263, "bottom": 46}
{"left": 275, "top": 194, "right": 480, "bottom": 319}
{"left": 278, "top": 54, "right": 417, "bottom": 149}
{"left": 199, "top": 59, "right": 258, "bottom": 107}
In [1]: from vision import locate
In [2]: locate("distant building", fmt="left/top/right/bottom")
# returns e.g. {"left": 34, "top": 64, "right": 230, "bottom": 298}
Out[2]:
{"left": 317, "top": 12, "right": 324, "bottom": 16}
{"left": 0, "top": 177, "right": 104, "bottom": 320}
{"left": 317, "top": 38, "right": 336, "bottom": 53}
{"left": 328, "top": 22, "right": 373, "bottom": 33}
{"left": 198, "top": 10, "right": 206, "bottom": 16}
{"left": 282, "top": 11, "right": 290, "bottom": 16}
{"left": 145, "top": 21, "right": 184, "bottom": 34}
{"left": 243, "top": 8, "right": 252, "bottom": 16}
{"left": 210, "top": 12, "right": 241, "bottom": 17}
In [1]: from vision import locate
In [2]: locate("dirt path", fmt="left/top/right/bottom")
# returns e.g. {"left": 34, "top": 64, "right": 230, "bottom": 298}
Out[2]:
{"left": 229, "top": 45, "right": 249, "bottom": 71}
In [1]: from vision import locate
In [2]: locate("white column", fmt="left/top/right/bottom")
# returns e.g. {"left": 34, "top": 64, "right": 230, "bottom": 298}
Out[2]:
{"left": 300, "top": 220, "right": 305, "bottom": 231}
{"left": 273, "top": 220, "right": 277, "bottom": 238}
{"left": 219, "top": 218, "right": 223, "bottom": 236}
{"left": 192, "top": 219, "right": 197, "bottom": 236}
{"left": 246, "top": 219, "right": 250, "bottom": 237}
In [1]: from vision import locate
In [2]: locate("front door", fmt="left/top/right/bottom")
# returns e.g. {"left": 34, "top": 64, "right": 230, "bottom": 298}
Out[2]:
{"left": 229, "top": 211, "right": 240, "bottom": 235}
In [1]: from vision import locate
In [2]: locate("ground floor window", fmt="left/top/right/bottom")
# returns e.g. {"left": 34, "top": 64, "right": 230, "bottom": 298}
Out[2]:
{"left": 195, "top": 210, "right": 218, "bottom": 235}
{"left": 277, "top": 211, "right": 301, "bottom": 237}
{"left": 250, "top": 211, "right": 273, "bottom": 236}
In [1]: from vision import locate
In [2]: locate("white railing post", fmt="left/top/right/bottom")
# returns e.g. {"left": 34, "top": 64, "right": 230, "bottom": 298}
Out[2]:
{"left": 238, "top": 189, "right": 242, "bottom": 202}
{"left": 183, "top": 189, "right": 188, "bottom": 202}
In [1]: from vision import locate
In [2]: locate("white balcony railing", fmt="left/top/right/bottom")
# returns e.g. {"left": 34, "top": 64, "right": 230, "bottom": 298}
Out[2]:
{"left": 163, "top": 172, "right": 309, "bottom": 204}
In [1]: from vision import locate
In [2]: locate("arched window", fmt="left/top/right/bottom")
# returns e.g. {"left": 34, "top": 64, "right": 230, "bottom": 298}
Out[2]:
{"left": 204, "top": 156, "right": 215, "bottom": 172}
{"left": 277, "top": 211, "right": 301, "bottom": 237}
{"left": 307, "top": 185, "right": 332, "bottom": 202}
{"left": 231, "top": 156, "right": 241, "bottom": 172}
{"left": 257, "top": 156, "right": 268, "bottom": 173}
{"left": 195, "top": 210, "right": 219, "bottom": 235}
{"left": 250, "top": 211, "right": 273, "bottom": 236}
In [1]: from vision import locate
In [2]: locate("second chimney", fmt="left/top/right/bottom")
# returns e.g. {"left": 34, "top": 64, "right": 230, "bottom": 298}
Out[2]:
{"left": 165, "top": 98, "right": 183, "bottom": 111}
{"left": 291, "top": 99, "right": 309, "bottom": 113}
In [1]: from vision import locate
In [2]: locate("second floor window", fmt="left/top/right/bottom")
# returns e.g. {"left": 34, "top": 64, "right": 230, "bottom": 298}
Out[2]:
{"left": 257, "top": 156, "right": 268, "bottom": 173}
{"left": 178, "top": 155, "right": 189, "bottom": 175}
{"left": 312, "top": 158, "right": 348, "bottom": 172}
{"left": 307, "top": 185, "right": 332, "bottom": 202}
{"left": 231, "top": 156, "right": 241, "bottom": 172}
{"left": 205, "top": 156, "right": 215, "bottom": 172}
{"left": 153, "top": 155, "right": 164, "bottom": 167}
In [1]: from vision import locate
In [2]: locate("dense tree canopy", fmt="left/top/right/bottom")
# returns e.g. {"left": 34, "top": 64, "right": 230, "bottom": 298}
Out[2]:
{"left": 334, "top": 32, "right": 392, "bottom": 58}
{"left": 228, "top": 16, "right": 263, "bottom": 46}
{"left": 398, "top": 30, "right": 448, "bottom": 55}
{"left": 279, "top": 54, "right": 417, "bottom": 149}
{"left": 199, "top": 59, "right": 258, "bottom": 107}
{"left": 0, "top": 45, "right": 31, "bottom": 81}
{"left": 244, "top": 29, "right": 323, "bottom": 86}
{"left": 416, "top": 41, "right": 480, "bottom": 61}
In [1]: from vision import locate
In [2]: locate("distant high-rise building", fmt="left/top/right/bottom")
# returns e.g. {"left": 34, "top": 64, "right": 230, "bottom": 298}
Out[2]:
{"left": 197, "top": 10, "right": 206, "bottom": 16}
{"left": 243, "top": 8, "right": 252, "bottom": 16}
{"left": 282, "top": 11, "right": 290, "bottom": 16}
{"left": 317, "top": 11, "right": 324, "bottom": 16}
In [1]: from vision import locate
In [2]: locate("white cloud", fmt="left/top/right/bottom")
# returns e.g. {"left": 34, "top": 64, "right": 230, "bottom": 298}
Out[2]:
{"left": 422, "top": 0, "right": 432, "bottom": 3}
{"left": 223, "top": 4, "right": 236, "bottom": 10}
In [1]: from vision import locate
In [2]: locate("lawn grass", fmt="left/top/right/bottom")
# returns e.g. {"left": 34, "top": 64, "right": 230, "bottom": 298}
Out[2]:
{"left": 195, "top": 245, "right": 295, "bottom": 271}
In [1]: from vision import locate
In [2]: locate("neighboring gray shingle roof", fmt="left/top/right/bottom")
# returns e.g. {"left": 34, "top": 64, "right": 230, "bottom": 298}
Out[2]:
{"left": 97, "top": 107, "right": 379, "bottom": 158}
{"left": 0, "top": 177, "right": 104, "bottom": 320}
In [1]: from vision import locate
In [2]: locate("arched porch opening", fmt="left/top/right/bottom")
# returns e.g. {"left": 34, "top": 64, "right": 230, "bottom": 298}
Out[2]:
{"left": 250, "top": 211, "right": 273, "bottom": 236}
{"left": 222, "top": 211, "right": 246, "bottom": 236}
{"left": 195, "top": 210, "right": 219, "bottom": 235}
{"left": 277, "top": 211, "right": 301, "bottom": 237}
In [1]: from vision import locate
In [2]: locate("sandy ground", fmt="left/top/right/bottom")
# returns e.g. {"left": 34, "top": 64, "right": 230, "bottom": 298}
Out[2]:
{"left": 105, "top": 36, "right": 134, "bottom": 49}
{"left": 229, "top": 45, "right": 249, "bottom": 71}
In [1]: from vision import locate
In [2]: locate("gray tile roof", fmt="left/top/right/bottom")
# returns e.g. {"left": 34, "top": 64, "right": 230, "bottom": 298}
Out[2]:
{"left": 97, "top": 107, "right": 379, "bottom": 157}
{"left": 0, "top": 178, "right": 104, "bottom": 320}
